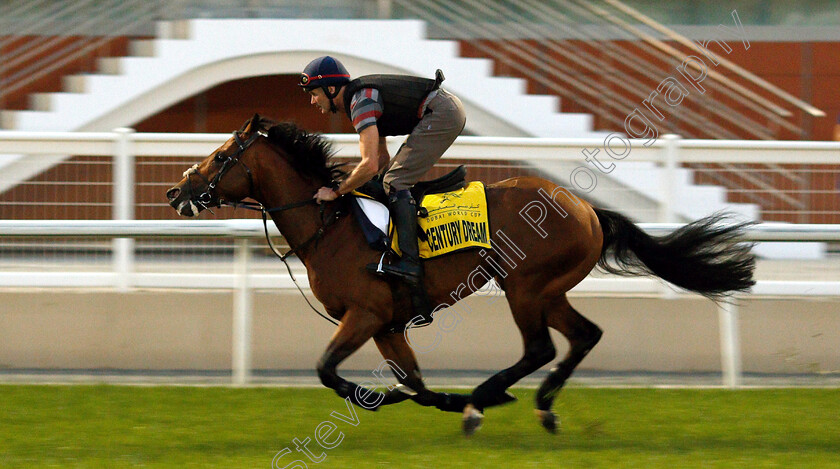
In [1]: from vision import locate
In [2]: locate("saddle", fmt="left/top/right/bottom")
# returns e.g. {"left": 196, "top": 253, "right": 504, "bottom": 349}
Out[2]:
{"left": 354, "top": 165, "right": 467, "bottom": 207}
{"left": 353, "top": 166, "right": 469, "bottom": 333}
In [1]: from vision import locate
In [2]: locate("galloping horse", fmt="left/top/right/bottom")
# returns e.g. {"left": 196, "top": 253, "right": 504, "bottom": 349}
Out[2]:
{"left": 166, "top": 115, "right": 755, "bottom": 434}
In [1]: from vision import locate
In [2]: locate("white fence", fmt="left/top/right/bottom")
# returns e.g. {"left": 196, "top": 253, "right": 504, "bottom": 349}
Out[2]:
{"left": 0, "top": 130, "right": 839, "bottom": 386}
{"left": 1, "top": 129, "right": 839, "bottom": 223}
{"left": 1, "top": 219, "right": 839, "bottom": 387}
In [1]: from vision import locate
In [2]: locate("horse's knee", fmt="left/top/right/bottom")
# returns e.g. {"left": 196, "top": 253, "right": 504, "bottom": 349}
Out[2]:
{"left": 318, "top": 361, "right": 363, "bottom": 404}
{"left": 562, "top": 313, "right": 602, "bottom": 354}
{"left": 579, "top": 323, "right": 602, "bottom": 354}
{"left": 591, "top": 324, "right": 603, "bottom": 344}
{"left": 525, "top": 334, "right": 557, "bottom": 368}
{"left": 317, "top": 360, "right": 339, "bottom": 389}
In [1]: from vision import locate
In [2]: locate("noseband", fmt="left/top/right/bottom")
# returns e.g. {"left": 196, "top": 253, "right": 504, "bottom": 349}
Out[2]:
{"left": 182, "top": 128, "right": 338, "bottom": 243}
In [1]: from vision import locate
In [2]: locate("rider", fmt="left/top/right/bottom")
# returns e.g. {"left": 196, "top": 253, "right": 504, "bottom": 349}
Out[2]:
{"left": 300, "top": 55, "right": 467, "bottom": 327}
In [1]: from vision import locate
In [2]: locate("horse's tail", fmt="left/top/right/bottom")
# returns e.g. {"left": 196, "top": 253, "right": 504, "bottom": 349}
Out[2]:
{"left": 593, "top": 207, "right": 755, "bottom": 299}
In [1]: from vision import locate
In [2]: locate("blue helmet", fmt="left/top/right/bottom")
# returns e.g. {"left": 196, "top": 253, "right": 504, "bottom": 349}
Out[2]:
{"left": 299, "top": 56, "right": 351, "bottom": 92}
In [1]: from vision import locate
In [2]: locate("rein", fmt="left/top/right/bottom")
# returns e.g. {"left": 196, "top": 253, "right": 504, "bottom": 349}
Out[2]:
{"left": 225, "top": 196, "right": 344, "bottom": 328}
{"left": 185, "top": 128, "right": 347, "bottom": 326}
{"left": 226, "top": 197, "right": 343, "bottom": 260}
{"left": 188, "top": 128, "right": 343, "bottom": 326}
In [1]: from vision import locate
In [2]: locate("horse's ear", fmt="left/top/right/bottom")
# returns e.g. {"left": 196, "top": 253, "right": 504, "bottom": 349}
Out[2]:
{"left": 267, "top": 122, "right": 296, "bottom": 144}
{"left": 246, "top": 113, "right": 261, "bottom": 132}
{"left": 239, "top": 114, "right": 261, "bottom": 133}
{"left": 238, "top": 117, "right": 253, "bottom": 133}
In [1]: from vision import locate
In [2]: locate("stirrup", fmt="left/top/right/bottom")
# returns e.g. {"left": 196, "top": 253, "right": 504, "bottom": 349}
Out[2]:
{"left": 365, "top": 253, "right": 422, "bottom": 285}
{"left": 366, "top": 252, "right": 389, "bottom": 276}
{"left": 377, "top": 264, "right": 421, "bottom": 285}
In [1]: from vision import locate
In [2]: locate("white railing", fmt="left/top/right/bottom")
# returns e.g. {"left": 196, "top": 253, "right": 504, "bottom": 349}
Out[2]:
{"left": 0, "top": 130, "right": 838, "bottom": 386}
{"left": 1, "top": 129, "right": 838, "bottom": 223}
{"left": 1, "top": 219, "right": 839, "bottom": 291}
{"left": 1, "top": 218, "right": 839, "bottom": 387}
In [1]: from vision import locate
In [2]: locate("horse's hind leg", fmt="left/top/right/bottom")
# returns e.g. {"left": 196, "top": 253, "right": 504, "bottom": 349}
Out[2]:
{"left": 466, "top": 293, "right": 558, "bottom": 433}
{"left": 373, "top": 332, "right": 471, "bottom": 412}
{"left": 535, "top": 294, "right": 602, "bottom": 432}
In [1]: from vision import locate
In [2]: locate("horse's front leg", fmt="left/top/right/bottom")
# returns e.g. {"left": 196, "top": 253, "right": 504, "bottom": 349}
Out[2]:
{"left": 372, "top": 331, "right": 471, "bottom": 413}
{"left": 316, "top": 309, "right": 388, "bottom": 411}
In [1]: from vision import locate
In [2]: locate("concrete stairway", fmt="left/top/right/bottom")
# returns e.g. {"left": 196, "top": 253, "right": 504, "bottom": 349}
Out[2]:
{"left": 0, "top": 19, "right": 762, "bottom": 228}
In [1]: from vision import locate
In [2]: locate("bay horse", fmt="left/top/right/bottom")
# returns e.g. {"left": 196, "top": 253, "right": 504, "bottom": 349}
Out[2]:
{"left": 166, "top": 115, "right": 755, "bottom": 434}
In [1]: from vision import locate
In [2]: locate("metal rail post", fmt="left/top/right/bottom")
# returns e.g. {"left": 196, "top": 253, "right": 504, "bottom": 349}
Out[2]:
{"left": 659, "top": 134, "right": 680, "bottom": 299}
{"left": 659, "top": 134, "right": 680, "bottom": 224}
{"left": 112, "top": 128, "right": 135, "bottom": 291}
{"left": 232, "top": 238, "right": 253, "bottom": 385}
{"left": 377, "top": 0, "right": 393, "bottom": 18}
{"left": 718, "top": 299, "right": 742, "bottom": 388}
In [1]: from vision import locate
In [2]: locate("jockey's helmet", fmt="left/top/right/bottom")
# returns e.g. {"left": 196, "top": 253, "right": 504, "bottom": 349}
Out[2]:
{"left": 299, "top": 56, "right": 351, "bottom": 93}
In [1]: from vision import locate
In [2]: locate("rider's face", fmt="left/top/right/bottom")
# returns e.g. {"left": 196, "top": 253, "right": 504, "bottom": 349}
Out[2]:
{"left": 308, "top": 88, "right": 333, "bottom": 114}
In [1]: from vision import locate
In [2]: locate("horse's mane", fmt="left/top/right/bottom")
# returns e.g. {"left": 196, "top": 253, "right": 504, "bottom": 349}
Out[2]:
{"left": 247, "top": 115, "right": 347, "bottom": 183}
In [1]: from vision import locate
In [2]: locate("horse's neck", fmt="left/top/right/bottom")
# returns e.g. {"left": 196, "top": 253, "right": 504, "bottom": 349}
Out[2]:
{"left": 264, "top": 199, "right": 323, "bottom": 260}
{"left": 251, "top": 149, "right": 359, "bottom": 268}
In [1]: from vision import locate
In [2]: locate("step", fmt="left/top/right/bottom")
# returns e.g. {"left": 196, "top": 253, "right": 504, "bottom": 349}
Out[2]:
{"left": 28, "top": 93, "right": 52, "bottom": 112}
{"left": 0, "top": 111, "right": 17, "bottom": 130}
{"left": 440, "top": 57, "right": 494, "bottom": 81}
{"left": 63, "top": 74, "right": 88, "bottom": 93}
{"left": 531, "top": 113, "right": 594, "bottom": 137}
{"left": 156, "top": 20, "right": 191, "bottom": 40}
{"left": 129, "top": 40, "right": 156, "bottom": 57}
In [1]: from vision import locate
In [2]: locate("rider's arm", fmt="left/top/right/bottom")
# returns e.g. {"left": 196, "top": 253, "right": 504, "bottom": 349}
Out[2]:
{"left": 377, "top": 137, "right": 390, "bottom": 171}
{"left": 336, "top": 125, "right": 381, "bottom": 195}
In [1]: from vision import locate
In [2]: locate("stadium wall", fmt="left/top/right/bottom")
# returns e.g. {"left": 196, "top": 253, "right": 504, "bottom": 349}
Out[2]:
{"left": 1, "top": 289, "right": 838, "bottom": 375}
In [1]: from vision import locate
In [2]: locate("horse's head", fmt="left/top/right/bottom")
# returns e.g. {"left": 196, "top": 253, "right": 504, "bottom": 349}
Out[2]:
{"left": 167, "top": 115, "right": 346, "bottom": 217}
{"left": 166, "top": 115, "right": 265, "bottom": 217}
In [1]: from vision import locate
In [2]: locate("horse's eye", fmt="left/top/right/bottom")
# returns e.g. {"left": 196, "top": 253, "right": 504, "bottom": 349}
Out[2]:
{"left": 215, "top": 152, "right": 226, "bottom": 162}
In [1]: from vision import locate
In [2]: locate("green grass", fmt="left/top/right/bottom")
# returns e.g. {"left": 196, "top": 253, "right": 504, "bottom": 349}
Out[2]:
{"left": 1, "top": 385, "right": 838, "bottom": 468}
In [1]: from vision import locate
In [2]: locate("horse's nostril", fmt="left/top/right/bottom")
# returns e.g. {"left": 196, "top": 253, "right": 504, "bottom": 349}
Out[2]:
{"left": 166, "top": 187, "right": 180, "bottom": 201}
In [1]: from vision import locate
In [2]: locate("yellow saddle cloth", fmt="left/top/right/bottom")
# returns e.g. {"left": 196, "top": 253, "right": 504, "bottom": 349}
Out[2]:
{"left": 392, "top": 181, "right": 491, "bottom": 258}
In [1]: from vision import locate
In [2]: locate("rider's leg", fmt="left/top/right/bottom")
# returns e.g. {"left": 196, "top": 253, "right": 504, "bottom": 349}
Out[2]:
{"left": 381, "top": 190, "right": 423, "bottom": 284}
{"left": 381, "top": 189, "right": 433, "bottom": 326}
{"left": 381, "top": 90, "right": 466, "bottom": 191}
{"left": 376, "top": 90, "right": 466, "bottom": 327}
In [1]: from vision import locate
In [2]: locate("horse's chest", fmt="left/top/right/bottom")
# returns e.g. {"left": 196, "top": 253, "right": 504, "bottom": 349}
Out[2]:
{"left": 307, "top": 271, "right": 346, "bottom": 308}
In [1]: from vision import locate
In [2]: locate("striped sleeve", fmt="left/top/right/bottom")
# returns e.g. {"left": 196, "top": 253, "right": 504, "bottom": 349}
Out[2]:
{"left": 349, "top": 88, "right": 383, "bottom": 132}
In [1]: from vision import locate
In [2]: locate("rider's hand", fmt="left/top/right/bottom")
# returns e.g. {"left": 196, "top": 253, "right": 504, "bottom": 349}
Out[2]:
{"left": 314, "top": 186, "right": 339, "bottom": 203}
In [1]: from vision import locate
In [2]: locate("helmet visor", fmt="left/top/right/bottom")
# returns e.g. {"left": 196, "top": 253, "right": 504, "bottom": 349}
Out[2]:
{"left": 299, "top": 73, "right": 315, "bottom": 91}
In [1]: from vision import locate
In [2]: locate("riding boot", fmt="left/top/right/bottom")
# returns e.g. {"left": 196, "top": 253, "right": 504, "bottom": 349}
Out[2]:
{"left": 372, "top": 190, "right": 434, "bottom": 327}
{"left": 382, "top": 190, "right": 422, "bottom": 283}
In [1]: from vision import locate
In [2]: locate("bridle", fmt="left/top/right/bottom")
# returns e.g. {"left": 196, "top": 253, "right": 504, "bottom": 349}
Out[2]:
{"left": 183, "top": 129, "right": 343, "bottom": 326}
{"left": 183, "top": 130, "right": 260, "bottom": 210}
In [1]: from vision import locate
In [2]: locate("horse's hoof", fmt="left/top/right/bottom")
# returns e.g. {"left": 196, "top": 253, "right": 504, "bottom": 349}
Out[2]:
{"left": 462, "top": 404, "right": 484, "bottom": 436}
{"left": 534, "top": 409, "right": 558, "bottom": 433}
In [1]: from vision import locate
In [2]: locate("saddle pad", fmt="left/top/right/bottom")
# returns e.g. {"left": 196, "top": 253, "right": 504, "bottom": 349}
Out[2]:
{"left": 351, "top": 195, "right": 390, "bottom": 251}
{"left": 394, "top": 181, "right": 492, "bottom": 258}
